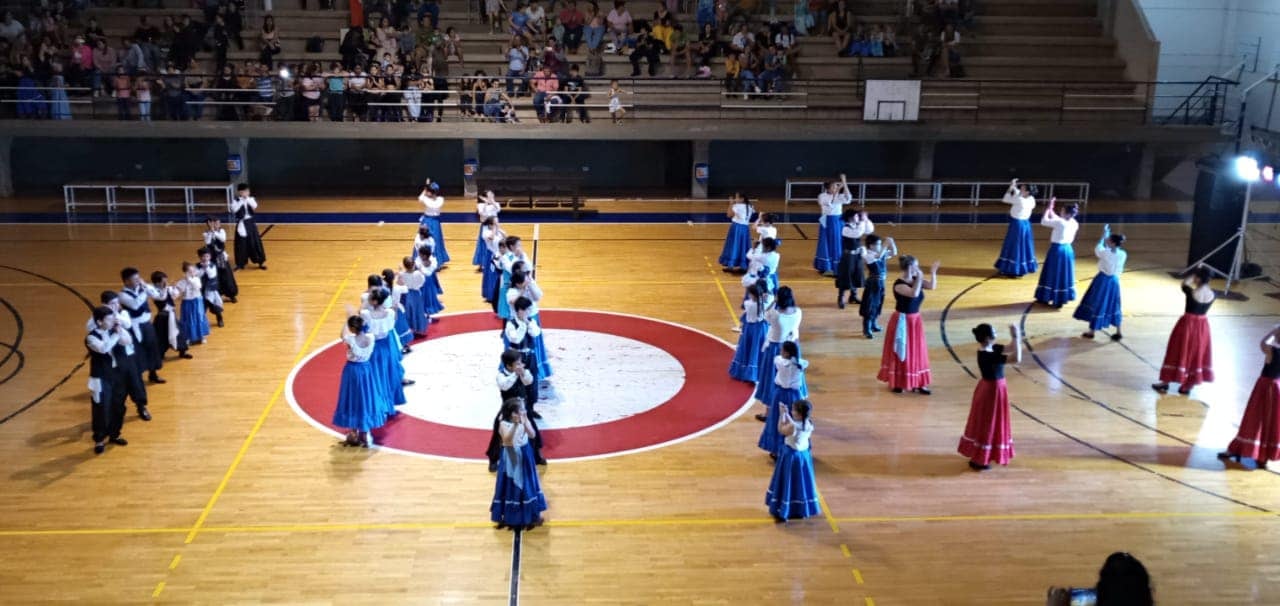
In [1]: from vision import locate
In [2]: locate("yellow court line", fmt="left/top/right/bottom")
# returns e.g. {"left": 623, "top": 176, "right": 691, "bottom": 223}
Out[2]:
{"left": 704, "top": 257, "right": 742, "bottom": 328}
{"left": 151, "top": 582, "right": 165, "bottom": 598}
{"left": 865, "top": 597, "right": 876, "bottom": 606}
{"left": 168, "top": 554, "right": 182, "bottom": 570}
{"left": 852, "top": 569, "right": 864, "bottom": 585}
{"left": 840, "top": 544, "right": 852, "bottom": 558}
{"left": 181, "top": 258, "right": 360, "bottom": 545}
{"left": 2, "top": 510, "right": 1276, "bottom": 539}
{"left": 817, "top": 490, "right": 840, "bottom": 533}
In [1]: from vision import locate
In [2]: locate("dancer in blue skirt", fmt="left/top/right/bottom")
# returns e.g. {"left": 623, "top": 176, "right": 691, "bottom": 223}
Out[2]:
{"left": 474, "top": 190, "right": 501, "bottom": 269}
{"left": 859, "top": 234, "right": 897, "bottom": 339}
{"left": 498, "top": 236, "right": 532, "bottom": 320}
{"left": 759, "top": 341, "right": 808, "bottom": 457}
{"left": 416, "top": 247, "right": 446, "bottom": 317}
{"left": 814, "top": 175, "right": 850, "bottom": 275}
{"left": 747, "top": 238, "right": 781, "bottom": 294}
{"left": 729, "top": 281, "right": 772, "bottom": 382}
{"left": 411, "top": 225, "right": 435, "bottom": 260}
{"left": 480, "top": 217, "right": 507, "bottom": 306}
{"left": 382, "top": 268, "right": 414, "bottom": 352}
{"left": 417, "top": 180, "right": 451, "bottom": 265}
{"left": 362, "top": 288, "right": 409, "bottom": 412}
{"left": 505, "top": 297, "right": 544, "bottom": 418}
{"left": 1073, "top": 225, "right": 1126, "bottom": 341}
{"left": 718, "top": 192, "right": 754, "bottom": 272}
{"left": 176, "top": 261, "right": 210, "bottom": 346}
{"left": 399, "top": 257, "right": 429, "bottom": 339}
{"left": 753, "top": 286, "right": 803, "bottom": 418}
{"left": 508, "top": 270, "right": 552, "bottom": 381}
{"left": 994, "top": 179, "right": 1038, "bottom": 277}
{"left": 491, "top": 398, "right": 548, "bottom": 531}
{"left": 766, "top": 399, "right": 820, "bottom": 522}
{"left": 333, "top": 315, "right": 382, "bottom": 448}
{"left": 1034, "top": 198, "right": 1080, "bottom": 308}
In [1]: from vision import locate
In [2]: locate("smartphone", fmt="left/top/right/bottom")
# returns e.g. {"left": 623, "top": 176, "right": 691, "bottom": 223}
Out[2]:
{"left": 1068, "top": 588, "right": 1097, "bottom": 606}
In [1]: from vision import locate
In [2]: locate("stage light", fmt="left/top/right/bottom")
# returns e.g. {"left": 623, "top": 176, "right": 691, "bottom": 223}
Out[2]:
{"left": 279, "top": 68, "right": 290, "bottom": 79}
{"left": 1235, "top": 156, "right": 1261, "bottom": 182}
{"left": 1264, "top": 165, "right": 1275, "bottom": 183}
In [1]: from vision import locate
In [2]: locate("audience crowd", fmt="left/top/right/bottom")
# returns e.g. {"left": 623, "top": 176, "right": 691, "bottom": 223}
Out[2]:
{"left": 0, "top": 0, "right": 975, "bottom": 120}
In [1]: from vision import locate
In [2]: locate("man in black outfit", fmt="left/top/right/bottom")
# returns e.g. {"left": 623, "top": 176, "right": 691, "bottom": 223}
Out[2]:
{"left": 86, "top": 307, "right": 131, "bottom": 455}
{"left": 487, "top": 349, "right": 546, "bottom": 471}
{"left": 630, "top": 26, "right": 661, "bottom": 77}
{"left": 561, "top": 63, "right": 590, "bottom": 123}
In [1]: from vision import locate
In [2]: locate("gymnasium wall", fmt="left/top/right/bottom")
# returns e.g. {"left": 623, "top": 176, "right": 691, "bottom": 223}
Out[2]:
{"left": 11, "top": 138, "right": 1141, "bottom": 197}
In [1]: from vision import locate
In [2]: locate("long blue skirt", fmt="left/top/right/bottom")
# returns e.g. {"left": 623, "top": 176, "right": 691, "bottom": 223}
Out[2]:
{"left": 753, "top": 343, "right": 809, "bottom": 404}
{"left": 394, "top": 306, "right": 413, "bottom": 344}
{"left": 530, "top": 313, "right": 553, "bottom": 380}
{"left": 718, "top": 222, "right": 752, "bottom": 269}
{"left": 471, "top": 225, "right": 489, "bottom": 266}
{"left": 419, "top": 215, "right": 451, "bottom": 264}
{"left": 370, "top": 335, "right": 407, "bottom": 408}
{"left": 994, "top": 218, "right": 1038, "bottom": 276}
{"left": 481, "top": 261, "right": 500, "bottom": 302}
{"left": 491, "top": 442, "right": 548, "bottom": 527}
{"left": 404, "top": 287, "right": 429, "bottom": 335}
{"left": 1073, "top": 272, "right": 1122, "bottom": 331}
{"left": 428, "top": 270, "right": 444, "bottom": 295}
{"left": 332, "top": 360, "right": 385, "bottom": 432}
{"left": 179, "top": 298, "right": 210, "bottom": 343}
{"left": 729, "top": 318, "right": 768, "bottom": 382}
{"left": 758, "top": 386, "right": 804, "bottom": 454}
{"left": 766, "top": 445, "right": 821, "bottom": 520}
{"left": 497, "top": 272, "right": 513, "bottom": 319}
{"left": 813, "top": 215, "right": 842, "bottom": 273}
{"left": 1034, "top": 243, "right": 1076, "bottom": 306}
{"left": 423, "top": 277, "right": 445, "bottom": 315}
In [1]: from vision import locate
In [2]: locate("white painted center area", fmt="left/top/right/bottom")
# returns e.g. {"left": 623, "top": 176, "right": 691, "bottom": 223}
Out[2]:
{"left": 399, "top": 329, "right": 686, "bottom": 429}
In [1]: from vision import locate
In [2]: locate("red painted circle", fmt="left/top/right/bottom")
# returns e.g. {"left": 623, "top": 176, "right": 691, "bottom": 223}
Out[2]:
{"left": 287, "top": 310, "right": 755, "bottom": 460}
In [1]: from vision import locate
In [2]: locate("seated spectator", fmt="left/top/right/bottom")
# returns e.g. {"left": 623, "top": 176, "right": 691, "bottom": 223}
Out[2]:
{"left": 252, "top": 63, "right": 276, "bottom": 120}
{"left": 481, "top": 79, "right": 513, "bottom": 121}
{"left": 347, "top": 65, "right": 370, "bottom": 121}
{"left": 629, "top": 25, "right": 661, "bottom": 76}
{"left": 340, "top": 25, "right": 371, "bottom": 69}
{"left": 526, "top": 0, "right": 548, "bottom": 44}
{"left": 723, "top": 51, "right": 741, "bottom": 92}
{"left": 605, "top": 0, "right": 632, "bottom": 53}
{"left": 161, "top": 62, "right": 186, "bottom": 120}
{"left": 445, "top": 27, "right": 465, "bottom": 67}
{"left": 558, "top": 0, "right": 585, "bottom": 53}
{"left": 91, "top": 38, "right": 113, "bottom": 97}
{"left": 651, "top": 15, "right": 673, "bottom": 54}
{"left": 793, "top": 0, "right": 814, "bottom": 36}
{"left": 301, "top": 64, "right": 323, "bottom": 121}
{"left": 882, "top": 24, "right": 898, "bottom": 57}
{"left": 530, "top": 63, "right": 558, "bottom": 122}
{"left": 729, "top": 24, "right": 750, "bottom": 54}
{"left": 510, "top": 1, "right": 531, "bottom": 42}
{"left": 504, "top": 37, "right": 530, "bottom": 95}
{"left": 259, "top": 15, "right": 281, "bottom": 69}
{"left": 652, "top": 0, "right": 672, "bottom": 31}
{"left": 542, "top": 39, "right": 567, "bottom": 77}
{"left": 227, "top": 4, "right": 244, "bottom": 50}
{"left": 68, "top": 34, "right": 92, "bottom": 88}
{"left": 939, "top": 23, "right": 962, "bottom": 77}
{"left": 418, "top": 0, "right": 441, "bottom": 28}
{"left": 15, "top": 66, "right": 45, "bottom": 119}
{"left": 111, "top": 65, "right": 132, "bottom": 120}
{"left": 184, "top": 69, "right": 206, "bottom": 120}
{"left": 775, "top": 22, "right": 799, "bottom": 76}
{"left": 49, "top": 63, "right": 70, "bottom": 120}
{"left": 213, "top": 64, "right": 241, "bottom": 121}
{"left": 487, "top": 0, "right": 508, "bottom": 35}
{"left": 696, "top": 23, "right": 721, "bottom": 63}
{"left": 2, "top": 11, "right": 27, "bottom": 45}
{"left": 561, "top": 62, "right": 589, "bottom": 123}
{"left": 1046, "top": 552, "right": 1154, "bottom": 606}
{"left": 828, "top": 0, "right": 852, "bottom": 54}
{"left": 82, "top": 17, "right": 106, "bottom": 47}
{"left": 669, "top": 23, "right": 692, "bottom": 78}
{"left": 467, "top": 70, "right": 490, "bottom": 117}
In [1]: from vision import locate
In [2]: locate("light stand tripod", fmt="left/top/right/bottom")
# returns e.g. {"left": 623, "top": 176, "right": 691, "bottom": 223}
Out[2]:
{"left": 1181, "top": 169, "right": 1267, "bottom": 298}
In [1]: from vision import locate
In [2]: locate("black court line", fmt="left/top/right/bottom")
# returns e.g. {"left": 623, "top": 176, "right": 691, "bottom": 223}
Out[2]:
{"left": 792, "top": 224, "right": 809, "bottom": 240}
{"left": 0, "top": 297, "right": 24, "bottom": 385}
{"left": 509, "top": 529, "right": 522, "bottom": 606}
{"left": 0, "top": 265, "right": 96, "bottom": 427}
{"left": 260, "top": 224, "right": 275, "bottom": 238}
{"left": 939, "top": 270, "right": 1275, "bottom": 511}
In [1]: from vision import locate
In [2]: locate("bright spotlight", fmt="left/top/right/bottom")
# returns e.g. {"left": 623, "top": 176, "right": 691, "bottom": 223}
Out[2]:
{"left": 1235, "top": 156, "right": 1261, "bottom": 182}
{"left": 279, "top": 68, "right": 290, "bottom": 79}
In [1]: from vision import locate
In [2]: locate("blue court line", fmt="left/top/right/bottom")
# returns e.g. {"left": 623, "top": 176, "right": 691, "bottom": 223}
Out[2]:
{"left": 5, "top": 211, "right": 1280, "bottom": 225}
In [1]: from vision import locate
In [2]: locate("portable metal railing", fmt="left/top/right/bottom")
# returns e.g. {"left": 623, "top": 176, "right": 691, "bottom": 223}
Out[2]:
{"left": 783, "top": 178, "right": 1090, "bottom": 220}
{"left": 64, "top": 182, "right": 236, "bottom": 217}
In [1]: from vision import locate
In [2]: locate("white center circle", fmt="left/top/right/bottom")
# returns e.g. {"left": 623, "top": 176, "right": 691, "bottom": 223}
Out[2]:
{"left": 399, "top": 329, "right": 686, "bottom": 430}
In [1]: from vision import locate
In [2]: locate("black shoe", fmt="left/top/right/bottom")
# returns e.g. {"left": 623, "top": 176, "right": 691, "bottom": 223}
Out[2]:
{"left": 1111, "top": 333, "right": 1123, "bottom": 342}
{"left": 402, "top": 346, "right": 412, "bottom": 354}
{"left": 1217, "top": 451, "right": 1241, "bottom": 463}
{"left": 914, "top": 387, "right": 932, "bottom": 396}
{"left": 535, "top": 457, "right": 548, "bottom": 465}
{"left": 228, "top": 296, "right": 237, "bottom": 303}
{"left": 891, "top": 388, "right": 904, "bottom": 394}
{"left": 258, "top": 264, "right": 267, "bottom": 270}
{"left": 968, "top": 460, "right": 989, "bottom": 471}
{"left": 1151, "top": 383, "right": 1169, "bottom": 394}
{"left": 527, "top": 411, "right": 542, "bottom": 420}
{"left": 772, "top": 514, "right": 787, "bottom": 524}
{"left": 110, "top": 437, "right": 128, "bottom": 446}
{"left": 94, "top": 442, "right": 106, "bottom": 455}
{"left": 148, "top": 373, "right": 166, "bottom": 384}
{"left": 216, "top": 315, "right": 224, "bottom": 328}
{"left": 178, "top": 351, "right": 194, "bottom": 359}
{"left": 488, "top": 461, "right": 498, "bottom": 472}
{"left": 1178, "top": 386, "right": 1192, "bottom": 395}
{"left": 769, "top": 452, "right": 778, "bottom": 461}
{"left": 754, "top": 413, "right": 767, "bottom": 422}
{"left": 837, "top": 298, "right": 845, "bottom": 309}
{"left": 138, "top": 407, "right": 152, "bottom": 421}
{"left": 872, "top": 325, "right": 882, "bottom": 332}
{"left": 864, "top": 332, "right": 873, "bottom": 339}
{"left": 402, "top": 379, "right": 416, "bottom": 386}
{"left": 849, "top": 296, "right": 860, "bottom": 305}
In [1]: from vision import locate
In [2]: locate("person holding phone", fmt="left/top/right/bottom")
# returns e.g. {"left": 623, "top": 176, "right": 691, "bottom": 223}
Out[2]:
{"left": 1046, "top": 551, "right": 1153, "bottom": 606}
{"left": 765, "top": 399, "right": 820, "bottom": 522}
{"left": 491, "top": 398, "right": 548, "bottom": 531}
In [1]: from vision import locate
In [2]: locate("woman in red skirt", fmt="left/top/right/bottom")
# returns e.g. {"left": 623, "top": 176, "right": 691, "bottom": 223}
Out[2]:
{"left": 1219, "top": 325, "right": 1280, "bottom": 469}
{"left": 877, "top": 255, "right": 940, "bottom": 395}
{"left": 958, "top": 323, "right": 1023, "bottom": 471}
{"left": 1152, "top": 265, "right": 1215, "bottom": 396}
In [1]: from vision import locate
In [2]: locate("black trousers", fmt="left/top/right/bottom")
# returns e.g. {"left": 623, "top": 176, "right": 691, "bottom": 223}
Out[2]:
{"left": 234, "top": 220, "right": 267, "bottom": 268}
{"left": 91, "top": 375, "right": 126, "bottom": 442}
{"left": 154, "top": 310, "right": 189, "bottom": 357}
{"left": 118, "top": 356, "right": 149, "bottom": 410}
{"left": 134, "top": 321, "right": 162, "bottom": 372}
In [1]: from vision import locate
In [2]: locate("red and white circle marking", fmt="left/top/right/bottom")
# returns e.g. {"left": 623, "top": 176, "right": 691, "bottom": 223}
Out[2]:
{"left": 286, "top": 309, "right": 755, "bottom": 462}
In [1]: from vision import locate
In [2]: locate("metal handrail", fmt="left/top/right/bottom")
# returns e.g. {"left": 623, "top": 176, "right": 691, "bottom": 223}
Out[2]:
{"left": 783, "top": 178, "right": 1090, "bottom": 216}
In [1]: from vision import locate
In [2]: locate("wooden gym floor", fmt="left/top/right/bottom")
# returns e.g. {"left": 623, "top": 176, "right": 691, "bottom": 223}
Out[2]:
{"left": 2, "top": 203, "right": 1280, "bottom": 604}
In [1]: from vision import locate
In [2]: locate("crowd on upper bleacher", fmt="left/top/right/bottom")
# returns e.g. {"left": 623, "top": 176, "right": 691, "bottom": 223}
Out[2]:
{"left": 0, "top": 0, "right": 975, "bottom": 121}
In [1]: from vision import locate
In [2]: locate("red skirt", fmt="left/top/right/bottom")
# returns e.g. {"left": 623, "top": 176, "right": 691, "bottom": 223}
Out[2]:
{"left": 958, "top": 378, "right": 1014, "bottom": 466}
{"left": 1158, "top": 314, "right": 1214, "bottom": 386}
{"left": 877, "top": 312, "right": 932, "bottom": 390}
{"left": 1228, "top": 376, "right": 1280, "bottom": 464}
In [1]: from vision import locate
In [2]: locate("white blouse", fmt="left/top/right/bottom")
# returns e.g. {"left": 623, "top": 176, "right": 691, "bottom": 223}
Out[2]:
{"left": 401, "top": 269, "right": 426, "bottom": 290}
{"left": 500, "top": 419, "right": 530, "bottom": 447}
{"left": 742, "top": 298, "right": 767, "bottom": 323}
{"left": 756, "top": 224, "right": 778, "bottom": 242}
{"left": 730, "top": 202, "right": 751, "bottom": 225}
{"left": 506, "top": 281, "right": 543, "bottom": 317}
{"left": 360, "top": 308, "right": 397, "bottom": 339}
{"left": 1096, "top": 243, "right": 1127, "bottom": 276}
{"left": 841, "top": 218, "right": 874, "bottom": 241}
{"left": 344, "top": 332, "right": 375, "bottom": 363}
{"left": 818, "top": 190, "right": 850, "bottom": 217}
{"left": 785, "top": 419, "right": 814, "bottom": 451}
{"left": 477, "top": 199, "right": 501, "bottom": 219}
{"left": 504, "top": 316, "right": 542, "bottom": 346}
{"left": 765, "top": 308, "right": 802, "bottom": 345}
{"left": 419, "top": 192, "right": 445, "bottom": 216}
{"left": 1002, "top": 187, "right": 1036, "bottom": 220}
{"left": 176, "top": 275, "right": 202, "bottom": 299}
{"left": 772, "top": 355, "right": 807, "bottom": 389}
{"left": 1041, "top": 215, "right": 1079, "bottom": 244}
